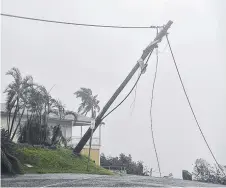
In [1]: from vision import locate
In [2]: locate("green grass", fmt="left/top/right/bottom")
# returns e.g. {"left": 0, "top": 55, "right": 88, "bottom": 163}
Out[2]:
{"left": 16, "top": 147, "right": 113, "bottom": 175}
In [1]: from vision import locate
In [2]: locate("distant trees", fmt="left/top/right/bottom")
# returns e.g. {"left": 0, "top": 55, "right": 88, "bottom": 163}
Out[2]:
{"left": 192, "top": 158, "right": 226, "bottom": 185}
{"left": 100, "top": 153, "right": 144, "bottom": 175}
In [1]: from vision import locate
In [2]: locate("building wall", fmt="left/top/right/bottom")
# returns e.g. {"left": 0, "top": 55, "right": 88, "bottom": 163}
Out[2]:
{"left": 0, "top": 114, "right": 72, "bottom": 142}
{"left": 1, "top": 114, "right": 27, "bottom": 142}
{"left": 81, "top": 147, "right": 100, "bottom": 166}
{"left": 1, "top": 115, "right": 8, "bottom": 129}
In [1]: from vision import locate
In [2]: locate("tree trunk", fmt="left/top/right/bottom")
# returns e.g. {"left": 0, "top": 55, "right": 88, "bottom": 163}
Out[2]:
{"left": 91, "top": 107, "right": 94, "bottom": 119}
{"left": 27, "top": 113, "right": 33, "bottom": 144}
{"left": 26, "top": 109, "right": 28, "bottom": 120}
{"left": 11, "top": 106, "right": 26, "bottom": 141}
{"left": 7, "top": 99, "right": 17, "bottom": 131}
{"left": 39, "top": 111, "right": 42, "bottom": 144}
{"left": 44, "top": 101, "right": 50, "bottom": 143}
{"left": 9, "top": 98, "right": 19, "bottom": 137}
{"left": 44, "top": 103, "right": 47, "bottom": 124}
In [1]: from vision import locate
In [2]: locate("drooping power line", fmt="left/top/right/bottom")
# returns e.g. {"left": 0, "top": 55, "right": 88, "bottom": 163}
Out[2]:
{"left": 166, "top": 35, "right": 225, "bottom": 176}
{"left": 149, "top": 28, "right": 162, "bottom": 177}
{"left": 101, "top": 49, "right": 154, "bottom": 121}
{"left": 1, "top": 13, "right": 163, "bottom": 29}
{"left": 130, "top": 73, "right": 139, "bottom": 115}
{"left": 101, "top": 72, "right": 142, "bottom": 121}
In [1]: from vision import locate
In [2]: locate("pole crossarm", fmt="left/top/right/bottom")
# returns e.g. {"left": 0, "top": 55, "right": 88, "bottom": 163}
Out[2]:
{"left": 73, "top": 20, "right": 173, "bottom": 154}
{"left": 141, "top": 21, "right": 173, "bottom": 61}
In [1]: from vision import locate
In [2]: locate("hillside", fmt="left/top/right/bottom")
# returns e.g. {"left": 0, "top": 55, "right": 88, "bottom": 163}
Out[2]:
{"left": 16, "top": 146, "right": 113, "bottom": 175}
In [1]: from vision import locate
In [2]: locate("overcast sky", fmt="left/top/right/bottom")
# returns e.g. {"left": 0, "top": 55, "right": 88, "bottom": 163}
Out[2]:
{"left": 1, "top": 0, "right": 226, "bottom": 178}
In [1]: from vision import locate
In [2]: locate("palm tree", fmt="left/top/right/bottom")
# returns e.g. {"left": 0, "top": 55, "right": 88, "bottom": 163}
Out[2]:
{"left": 24, "top": 84, "right": 62, "bottom": 145}
{"left": 4, "top": 67, "right": 33, "bottom": 140}
{"left": 25, "top": 85, "right": 49, "bottom": 144}
{"left": 74, "top": 88, "right": 100, "bottom": 118}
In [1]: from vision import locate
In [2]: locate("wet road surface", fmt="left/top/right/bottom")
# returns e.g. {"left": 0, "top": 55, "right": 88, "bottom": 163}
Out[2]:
{"left": 1, "top": 173, "right": 224, "bottom": 187}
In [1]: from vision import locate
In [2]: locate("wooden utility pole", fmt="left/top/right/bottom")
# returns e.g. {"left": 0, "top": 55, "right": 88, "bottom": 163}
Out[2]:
{"left": 73, "top": 20, "right": 173, "bottom": 154}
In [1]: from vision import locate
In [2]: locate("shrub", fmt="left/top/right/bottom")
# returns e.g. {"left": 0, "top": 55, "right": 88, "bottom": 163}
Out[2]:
{"left": 1, "top": 129, "right": 24, "bottom": 174}
{"left": 182, "top": 170, "right": 192, "bottom": 180}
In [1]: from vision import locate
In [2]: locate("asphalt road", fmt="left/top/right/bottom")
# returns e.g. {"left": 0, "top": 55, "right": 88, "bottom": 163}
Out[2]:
{"left": 1, "top": 173, "right": 225, "bottom": 187}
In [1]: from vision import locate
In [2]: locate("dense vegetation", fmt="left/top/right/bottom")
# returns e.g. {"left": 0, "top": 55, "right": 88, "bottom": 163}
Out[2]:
{"left": 100, "top": 153, "right": 144, "bottom": 175}
{"left": 1, "top": 129, "right": 24, "bottom": 174}
{"left": 1, "top": 67, "right": 103, "bottom": 175}
{"left": 192, "top": 158, "right": 226, "bottom": 185}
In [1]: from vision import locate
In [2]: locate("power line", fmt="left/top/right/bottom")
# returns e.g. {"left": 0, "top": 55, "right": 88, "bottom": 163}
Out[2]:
{"left": 101, "top": 49, "right": 154, "bottom": 121}
{"left": 149, "top": 28, "right": 162, "bottom": 177}
{"left": 158, "top": 39, "right": 168, "bottom": 54}
{"left": 166, "top": 35, "right": 225, "bottom": 176}
{"left": 130, "top": 73, "right": 139, "bottom": 115}
{"left": 1, "top": 13, "right": 163, "bottom": 29}
{"left": 101, "top": 72, "right": 142, "bottom": 121}
{"left": 130, "top": 83, "right": 138, "bottom": 110}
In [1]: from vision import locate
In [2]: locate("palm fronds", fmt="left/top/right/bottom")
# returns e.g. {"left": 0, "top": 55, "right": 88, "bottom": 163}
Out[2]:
{"left": 74, "top": 87, "right": 100, "bottom": 118}
{"left": 1, "top": 128, "right": 23, "bottom": 174}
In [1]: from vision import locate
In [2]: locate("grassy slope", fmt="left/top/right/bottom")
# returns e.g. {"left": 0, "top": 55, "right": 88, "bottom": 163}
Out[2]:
{"left": 16, "top": 147, "right": 113, "bottom": 175}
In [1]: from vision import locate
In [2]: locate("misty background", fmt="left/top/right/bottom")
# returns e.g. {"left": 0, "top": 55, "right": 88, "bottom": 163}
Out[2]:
{"left": 1, "top": 0, "right": 226, "bottom": 178}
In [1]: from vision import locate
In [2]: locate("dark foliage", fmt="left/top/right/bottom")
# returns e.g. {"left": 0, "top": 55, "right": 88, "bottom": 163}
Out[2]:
{"left": 1, "top": 129, "right": 24, "bottom": 175}
{"left": 18, "top": 118, "right": 50, "bottom": 146}
{"left": 18, "top": 120, "right": 68, "bottom": 147}
{"left": 100, "top": 153, "right": 144, "bottom": 175}
{"left": 182, "top": 170, "right": 192, "bottom": 180}
{"left": 193, "top": 158, "right": 226, "bottom": 185}
{"left": 51, "top": 124, "right": 67, "bottom": 147}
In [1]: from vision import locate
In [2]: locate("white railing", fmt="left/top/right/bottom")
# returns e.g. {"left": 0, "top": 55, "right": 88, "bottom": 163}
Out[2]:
{"left": 70, "top": 136, "right": 100, "bottom": 147}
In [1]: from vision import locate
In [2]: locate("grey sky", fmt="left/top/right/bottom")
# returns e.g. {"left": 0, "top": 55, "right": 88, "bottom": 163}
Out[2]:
{"left": 1, "top": 0, "right": 226, "bottom": 178}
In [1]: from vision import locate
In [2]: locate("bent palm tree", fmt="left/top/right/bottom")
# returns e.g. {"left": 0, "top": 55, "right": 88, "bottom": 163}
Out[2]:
{"left": 4, "top": 67, "right": 33, "bottom": 140}
{"left": 74, "top": 88, "right": 101, "bottom": 170}
{"left": 74, "top": 88, "right": 100, "bottom": 118}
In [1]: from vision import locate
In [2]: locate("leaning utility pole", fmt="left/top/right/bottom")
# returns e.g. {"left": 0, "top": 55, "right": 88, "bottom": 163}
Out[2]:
{"left": 73, "top": 20, "right": 173, "bottom": 154}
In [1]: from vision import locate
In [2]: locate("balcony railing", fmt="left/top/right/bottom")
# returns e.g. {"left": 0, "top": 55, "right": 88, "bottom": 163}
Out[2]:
{"left": 70, "top": 136, "right": 100, "bottom": 147}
